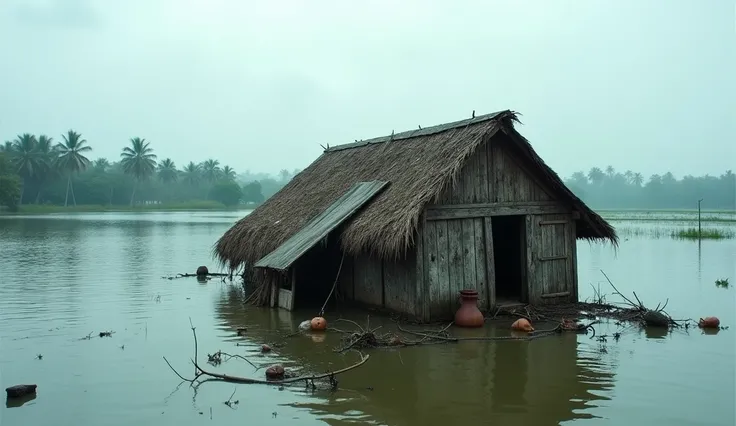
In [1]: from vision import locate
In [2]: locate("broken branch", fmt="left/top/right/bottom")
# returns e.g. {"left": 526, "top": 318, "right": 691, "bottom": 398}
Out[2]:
{"left": 163, "top": 318, "right": 369, "bottom": 387}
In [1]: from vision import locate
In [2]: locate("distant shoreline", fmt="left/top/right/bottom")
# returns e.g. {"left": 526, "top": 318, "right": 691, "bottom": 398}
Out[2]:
{"left": 1, "top": 204, "right": 733, "bottom": 219}
{"left": 0, "top": 201, "right": 260, "bottom": 215}
{"left": 596, "top": 208, "right": 735, "bottom": 214}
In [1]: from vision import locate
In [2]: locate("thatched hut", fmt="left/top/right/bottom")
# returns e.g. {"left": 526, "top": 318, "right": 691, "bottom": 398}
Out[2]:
{"left": 215, "top": 110, "right": 617, "bottom": 322}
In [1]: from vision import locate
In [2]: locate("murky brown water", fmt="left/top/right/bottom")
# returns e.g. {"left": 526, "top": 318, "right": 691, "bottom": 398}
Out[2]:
{"left": 0, "top": 211, "right": 734, "bottom": 426}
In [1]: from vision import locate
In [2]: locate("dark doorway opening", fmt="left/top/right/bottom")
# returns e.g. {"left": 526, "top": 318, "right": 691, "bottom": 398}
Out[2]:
{"left": 292, "top": 232, "right": 343, "bottom": 310}
{"left": 491, "top": 215, "right": 527, "bottom": 304}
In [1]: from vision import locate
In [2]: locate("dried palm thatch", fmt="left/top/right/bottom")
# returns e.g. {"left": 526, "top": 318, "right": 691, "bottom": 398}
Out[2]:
{"left": 214, "top": 110, "right": 617, "bottom": 278}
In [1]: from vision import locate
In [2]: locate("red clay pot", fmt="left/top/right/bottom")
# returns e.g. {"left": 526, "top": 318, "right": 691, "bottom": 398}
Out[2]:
{"left": 454, "top": 289, "right": 484, "bottom": 328}
{"left": 698, "top": 316, "right": 720, "bottom": 329}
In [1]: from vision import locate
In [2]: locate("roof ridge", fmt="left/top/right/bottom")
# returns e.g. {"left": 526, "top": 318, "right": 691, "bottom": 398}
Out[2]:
{"left": 325, "top": 109, "right": 512, "bottom": 153}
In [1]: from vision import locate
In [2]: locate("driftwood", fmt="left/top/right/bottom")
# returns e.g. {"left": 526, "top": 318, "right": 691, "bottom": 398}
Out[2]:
{"left": 164, "top": 272, "right": 230, "bottom": 280}
{"left": 163, "top": 318, "right": 368, "bottom": 389}
{"left": 599, "top": 270, "right": 687, "bottom": 328}
{"left": 79, "top": 331, "right": 115, "bottom": 340}
{"left": 6, "top": 384, "right": 36, "bottom": 398}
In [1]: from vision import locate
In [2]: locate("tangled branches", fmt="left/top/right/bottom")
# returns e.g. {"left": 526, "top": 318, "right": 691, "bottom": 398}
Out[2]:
{"left": 162, "top": 318, "right": 369, "bottom": 389}
{"left": 599, "top": 270, "right": 687, "bottom": 328}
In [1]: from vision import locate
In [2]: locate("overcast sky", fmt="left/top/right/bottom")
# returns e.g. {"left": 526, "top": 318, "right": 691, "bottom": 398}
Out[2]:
{"left": 1, "top": 0, "right": 733, "bottom": 180}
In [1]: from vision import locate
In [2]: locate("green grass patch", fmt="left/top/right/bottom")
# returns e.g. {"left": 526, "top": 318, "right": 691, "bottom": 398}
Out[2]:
{"left": 715, "top": 278, "right": 730, "bottom": 289}
{"left": 3, "top": 201, "right": 259, "bottom": 214}
{"left": 670, "top": 228, "right": 734, "bottom": 240}
{"left": 614, "top": 225, "right": 736, "bottom": 240}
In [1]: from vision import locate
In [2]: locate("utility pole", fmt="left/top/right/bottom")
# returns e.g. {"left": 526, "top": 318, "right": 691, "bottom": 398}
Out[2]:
{"left": 698, "top": 198, "right": 703, "bottom": 239}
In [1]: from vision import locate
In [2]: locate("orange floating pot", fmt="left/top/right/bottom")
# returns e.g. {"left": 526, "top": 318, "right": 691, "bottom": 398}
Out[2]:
{"left": 310, "top": 317, "right": 327, "bottom": 331}
{"left": 511, "top": 318, "right": 534, "bottom": 332}
{"left": 454, "top": 289, "right": 484, "bottom": 328}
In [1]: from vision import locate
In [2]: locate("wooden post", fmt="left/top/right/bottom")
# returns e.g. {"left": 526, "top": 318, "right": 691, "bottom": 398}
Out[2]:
{"left": 289, "top": 266, "right": 296, "bottom": 310}
{"left": 415, "top": 215, "right": 429, "bottom": 322}
{"left": 483, "top": 217, "right": 496, "bottom": 309}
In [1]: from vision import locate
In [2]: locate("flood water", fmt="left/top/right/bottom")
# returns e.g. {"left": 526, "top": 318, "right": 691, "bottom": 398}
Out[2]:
{"left": 0, "top": 211, "right": 734, "bottom": 426}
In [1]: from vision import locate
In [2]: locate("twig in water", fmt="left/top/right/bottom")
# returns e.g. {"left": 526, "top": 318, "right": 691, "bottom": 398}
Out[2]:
{"left": 600, "top": 270, "right": 640, "bottom": 309}
{"left": 223, "top": 387, "right": 239, "bottom": 409}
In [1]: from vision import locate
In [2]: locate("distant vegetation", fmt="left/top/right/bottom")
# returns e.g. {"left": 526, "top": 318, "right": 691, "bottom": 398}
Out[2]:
{"left": 564, "top": 166, "right": 735, "bottom": 211}
{"left": 715, "top": 278, "right": 729, "bottom": 288}
{"left": 670, "top": 228, "right": 733, "bottom": 240}
{"left": 0, "top": 131, "right": 300, "bottom": 212}
{"left": 2, "top": 133, "right": 734, "bottom": 215}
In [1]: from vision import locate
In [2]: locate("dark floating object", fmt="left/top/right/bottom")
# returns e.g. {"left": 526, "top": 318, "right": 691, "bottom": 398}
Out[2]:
{"left": 265, "top": 365, "right": 285, "bottom": 380}
{"left": 196, "top": 266, "right": 209, "bottom": 276}
{"left": 6, "top": 384, "right": 37, "bottom": 398}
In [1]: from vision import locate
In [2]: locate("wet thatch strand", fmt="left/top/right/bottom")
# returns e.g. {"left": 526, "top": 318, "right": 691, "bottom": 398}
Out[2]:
{"left": 214, "top": 110, "right": 617, "bottom": 273}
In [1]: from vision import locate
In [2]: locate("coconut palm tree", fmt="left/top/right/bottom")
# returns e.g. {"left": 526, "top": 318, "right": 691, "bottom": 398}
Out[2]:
{"left": 92, "top": 158, "right": 110, "bottom": 172}
{"left": 1, "top": 141, "right": 13, "bottom": 153}
{"left": 220, "top": 165, "right": 236, "bottom": 182}
{"left": 120, "top": 137, "right": 157, "bottom": 206}
{"left": 200, "top": 159, "right": 221, "bottom": 199}
{"left": 55, "top": 130, "right": 92, "bottom": 206}
{"left": 33, "top": 135, "right": 60, "bottom": 204}
{"left": 181, "top": 162, "right": 201, "bottom": 187}
{"left": 11, "top": 133, "right": 41, "bottom": 205}
{"left": 157, "top": 158, "right": 178, "bottom": 184}
{"left": 587, "top": 167, "right": 605, "bottom": 185}
{"left": 632, "top": 172, "right": 644, "bottom": 187}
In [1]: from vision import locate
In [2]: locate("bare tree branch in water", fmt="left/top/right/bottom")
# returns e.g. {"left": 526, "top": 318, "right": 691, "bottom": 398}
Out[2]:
{"left": 162, "top": 317, "right": 369, "bottom": 389}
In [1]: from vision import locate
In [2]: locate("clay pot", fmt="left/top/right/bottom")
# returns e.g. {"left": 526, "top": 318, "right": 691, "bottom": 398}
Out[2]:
{"left": 511, "top": 318, "right": 534, "bottom": 332}
{"left": 698, "top": 316, "right": 720, "bottom": 329}
{"left": 265, "top": 365, "right": 285, "bottom": 379}
{"left": 454, "top": 289, "right": 484, "bottom": 328}
{"left": 310, "top": 317, "right": 327, "bottom": 331}
{"left": 196, "top": 266, "right": 209, "bottom": 276}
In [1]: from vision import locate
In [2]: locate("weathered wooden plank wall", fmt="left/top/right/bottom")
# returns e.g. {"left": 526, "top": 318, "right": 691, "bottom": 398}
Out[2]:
{"left": 526, "top": 213, "right": 575, "bottom": 304}
{"left": 383, "top": 249, "right": 417, "bottom": 316}
{"left": 436, "top": 138, "right": 554, "bottom": 204}
{"left": 353, "top": 254, "right": 383, "bottom": 306}
{"left": 337, "top": 250, "right": 418, "bottom": 317}
{"left": 423, "top": 218, "right": 489, "bottom": 319}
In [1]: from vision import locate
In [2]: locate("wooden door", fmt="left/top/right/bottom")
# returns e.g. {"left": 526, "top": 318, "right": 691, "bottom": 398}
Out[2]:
{"left": 525, "top": 214, "right": 574, "bottom": 303}
{"left": 423, "top": 218, "right": 490, "bottom": 320}
{"left": 270, "top": 269, "right": 296, "bottom": 310}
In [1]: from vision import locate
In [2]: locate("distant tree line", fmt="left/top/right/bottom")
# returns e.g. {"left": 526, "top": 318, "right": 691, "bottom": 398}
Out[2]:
{"left": 564, "top": 166, "right": 735, "bottom": 210}
{"left": 0, "top": 131, "right": 300, "bottom": 210}
{"left": 3, "top": 132, "right": 733, "bottom": 213}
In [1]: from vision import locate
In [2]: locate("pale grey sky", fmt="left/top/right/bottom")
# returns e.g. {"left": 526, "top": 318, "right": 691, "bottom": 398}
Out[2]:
{"left": 1, "top": 0, "right": 734, "bottom": 180}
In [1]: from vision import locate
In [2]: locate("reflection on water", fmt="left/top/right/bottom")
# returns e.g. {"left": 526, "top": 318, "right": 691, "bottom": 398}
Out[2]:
{"left": 0, "top": 213, "right": 734, "bottom": 426}
{"left": 213, "top": 289, "right": 617, "bottom": 425}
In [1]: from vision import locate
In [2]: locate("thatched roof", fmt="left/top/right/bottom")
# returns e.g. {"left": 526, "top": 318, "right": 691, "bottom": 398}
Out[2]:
{"left": 215, "top": 110, "right": 617, "bottom": 270}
